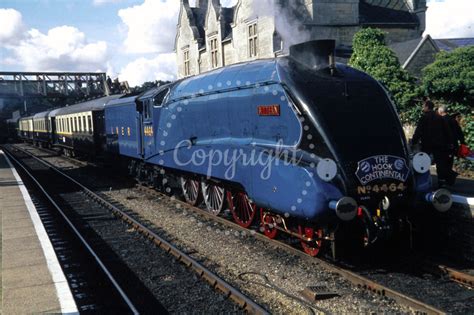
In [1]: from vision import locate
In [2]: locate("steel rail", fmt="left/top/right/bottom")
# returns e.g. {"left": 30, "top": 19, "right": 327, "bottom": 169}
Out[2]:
{"left": 135, "top": 184, "right": 447, "bottom": 315}
{"left": 436, "top": 265, "right": 474, "bottom": 289}
{"left": 7, "top": 145, "right": 268, "bottom": 315}
{"left": 2, "top": 147, "right": 140, "bottom": 315}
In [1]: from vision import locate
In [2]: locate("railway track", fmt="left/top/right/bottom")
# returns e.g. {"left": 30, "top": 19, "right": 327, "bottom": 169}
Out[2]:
{"left": 12, "top": 143, "right": 474, "bottom": 314}
{"left": 3, "top": 144, "right": 267, "bottom": 314}
{"left": 134, "top": 185, "right": 474, "bottom": 314}
{"left": 130, "top": 177, "right": 474, "bottom": 314}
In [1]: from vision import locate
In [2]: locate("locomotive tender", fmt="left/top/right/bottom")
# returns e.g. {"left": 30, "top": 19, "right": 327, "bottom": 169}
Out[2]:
{"left": 18, "top": 40, "right": 452, "bottom": 256}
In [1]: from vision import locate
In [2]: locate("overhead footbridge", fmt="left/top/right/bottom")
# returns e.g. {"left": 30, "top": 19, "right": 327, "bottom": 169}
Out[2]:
{"left": 0, "top": 71, "right": 111, "bottom": 98}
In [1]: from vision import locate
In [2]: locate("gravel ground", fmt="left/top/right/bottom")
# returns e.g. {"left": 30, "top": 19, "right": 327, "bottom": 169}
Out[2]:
{"left": 106, "top": 187, "right": 413, "bottom": 314}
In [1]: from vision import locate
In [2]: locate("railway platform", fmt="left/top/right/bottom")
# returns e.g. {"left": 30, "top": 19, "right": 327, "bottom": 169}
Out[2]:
{"left": 0, "top": 150, "right": 77, "bottom": 314}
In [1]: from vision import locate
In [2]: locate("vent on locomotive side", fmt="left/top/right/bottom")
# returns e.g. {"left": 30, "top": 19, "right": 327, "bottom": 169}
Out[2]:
{"left": 289, "top": 40, "right": 336, "bottom": 75}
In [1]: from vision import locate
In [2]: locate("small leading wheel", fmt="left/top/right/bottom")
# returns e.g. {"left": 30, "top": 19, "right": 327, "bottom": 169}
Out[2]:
{"left": 201, "top": 181, "right": 226, "bottom": 215}
{"left": 180, "top": 177, "right": 202, "bottom": 206}
{"left": 260, "top": 209, "right": 278, "bottom": 239}
{"left": 227, "top": 191, "right": 256, "bottom": 228}
{"left": 298, "top": 225, "right": 324, "bottom": 257}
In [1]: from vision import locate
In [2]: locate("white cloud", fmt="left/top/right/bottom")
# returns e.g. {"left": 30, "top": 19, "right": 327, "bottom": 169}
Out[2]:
{"left": 9, "top": 25, "right": 109, "bottom": 72}
{"left": 93, "top": 0, "right": 123, "bottom": 6}
{"left": 425, "top": 0, "right": 474, "bottom": 38}
{"left": 118, "top": 53, "right": 176, "bottom": 87}
{"left": 189, "top": 0, "right": 237, "bottom": 6}
{"left": 0, "top": 8, "right": 25, "bottom": 44}
{"left": 118, "top": 0, "right": 180, "bottom": 54}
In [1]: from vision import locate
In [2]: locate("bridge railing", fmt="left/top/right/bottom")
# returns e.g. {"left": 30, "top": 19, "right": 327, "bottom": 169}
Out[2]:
{"left": 0, "top": 72, "right": 110, "bottom": 98}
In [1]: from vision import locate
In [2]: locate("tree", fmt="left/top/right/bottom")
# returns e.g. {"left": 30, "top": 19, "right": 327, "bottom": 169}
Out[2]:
{"left": 349, "top": 28, "right": 418, "bottom": 117}
{"left": 131, "top": 80, "right": 171, "bottom": 94}
{"left": 422, "top": 46, "right": 474, "bottom": 108}
{"left": 422, "top": 46, "right": 474, "bottom": 152}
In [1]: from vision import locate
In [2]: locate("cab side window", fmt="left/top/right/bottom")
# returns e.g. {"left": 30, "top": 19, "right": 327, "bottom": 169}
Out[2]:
{"left": 153, "top": 88, "right": 169, "bottom": 107}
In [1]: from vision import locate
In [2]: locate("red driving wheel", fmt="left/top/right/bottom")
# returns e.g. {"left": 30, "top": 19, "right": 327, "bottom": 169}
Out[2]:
{"left": 298, "top": 225, "right": 324, "bottom": 257}
{"left": 227, "top": 191, "right": 256, "bottom": 228}
{"left": 260, "top": 209, "right": 278, "bottom": 239}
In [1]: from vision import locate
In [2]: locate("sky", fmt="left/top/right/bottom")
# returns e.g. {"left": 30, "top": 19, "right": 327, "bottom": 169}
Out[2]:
{"left": 1, "top": 0, "right": 473, "bottom": 87}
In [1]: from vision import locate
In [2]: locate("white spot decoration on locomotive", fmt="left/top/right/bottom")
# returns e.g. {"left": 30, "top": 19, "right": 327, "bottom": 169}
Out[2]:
{"left": 316, "top": 158, "right": 337, "bottom": 182}
{"left": 412, "top": 152, "right": 431, "bottom": 173}
{"left": 329, "top": 197, "right": 358, "bottom": 221}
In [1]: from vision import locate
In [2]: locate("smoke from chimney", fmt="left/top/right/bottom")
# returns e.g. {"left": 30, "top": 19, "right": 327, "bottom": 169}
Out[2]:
{"left": 251, "top": 0, "right": 312, "bottom": 53}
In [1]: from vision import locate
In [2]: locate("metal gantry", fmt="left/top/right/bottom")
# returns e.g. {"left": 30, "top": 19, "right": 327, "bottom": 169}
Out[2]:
{"left": 0, "top": 72, "right": 111, "bottom": 98}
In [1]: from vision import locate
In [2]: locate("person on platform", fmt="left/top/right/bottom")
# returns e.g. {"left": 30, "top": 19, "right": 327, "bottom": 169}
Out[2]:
{"left": 412, "top": 100, "right": 454, "bottom": 187}
{"left": 437, "top": 106, "right": 462, "bottom": 184}
{"left": 450, "top": 112, "right": 466, "bottom": 150}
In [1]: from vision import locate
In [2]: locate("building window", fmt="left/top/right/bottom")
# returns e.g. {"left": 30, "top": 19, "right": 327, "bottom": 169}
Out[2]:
{"left": 249, "top": 23, "right": 258, "bottom": 58}
{"left": 210, "top": 37, "right": 219, "bottom": 68}
{"left": 184, "top": 50, "right": 191, "bottom": 77}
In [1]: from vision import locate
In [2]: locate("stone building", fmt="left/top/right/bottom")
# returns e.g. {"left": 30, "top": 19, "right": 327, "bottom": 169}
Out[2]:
{"left": 175, "top": 0, "right": 427, "bottom": 78}
{"left": 389, "top": 36, "right": 474, "bottom": 78}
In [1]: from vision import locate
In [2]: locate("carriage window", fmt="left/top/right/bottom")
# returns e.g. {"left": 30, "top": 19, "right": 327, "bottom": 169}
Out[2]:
{"left": 153, "top": 88, "right": 169, "bottom": 107}
{"left": 74, "top": 117, "right": 78, "bottom": 132}
{"left": 88, "top": 115, "right": 92, "bottom": 133}
{"left": 82, "top": 117, "right": 86, "bottom": 132}
{"left": 68, "top": 118, "right": 71, "bottom": 132}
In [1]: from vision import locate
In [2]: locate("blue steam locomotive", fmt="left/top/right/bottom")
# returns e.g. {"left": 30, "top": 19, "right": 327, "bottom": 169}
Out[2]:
{"left": 18, "top": 40, "right": 452, "bottom": 256}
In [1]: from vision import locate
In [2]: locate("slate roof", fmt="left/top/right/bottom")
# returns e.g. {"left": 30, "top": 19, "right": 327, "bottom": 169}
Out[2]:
{"left": 359, "top": 2, "right": 418, "bottom": 27}
{"left": 434, "top": 38, "right": 474, "bottom": 51}
{"left": 221, "top": 7, "right": 235, "bottom": 41}
{"left": 191, "top": 7, "right": 206, "bottom": 40}
{"left": 389, "top": 37, "right": 424, "bottom": 65}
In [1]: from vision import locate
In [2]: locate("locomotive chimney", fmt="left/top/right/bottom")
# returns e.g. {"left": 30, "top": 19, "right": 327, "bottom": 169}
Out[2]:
{"left": 289, "top": 40, "right": 336, "bottom": 74}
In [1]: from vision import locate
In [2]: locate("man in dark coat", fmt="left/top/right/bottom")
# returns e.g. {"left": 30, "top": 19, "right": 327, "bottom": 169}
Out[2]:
{"left": 450, "top": 112, "right": 466, "bottom": 150}
{"left": 437, "top": 106, "right": 461, "bottom": 184}
{"left": 412, "top": 101, "right": 454, "bottom": 186}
